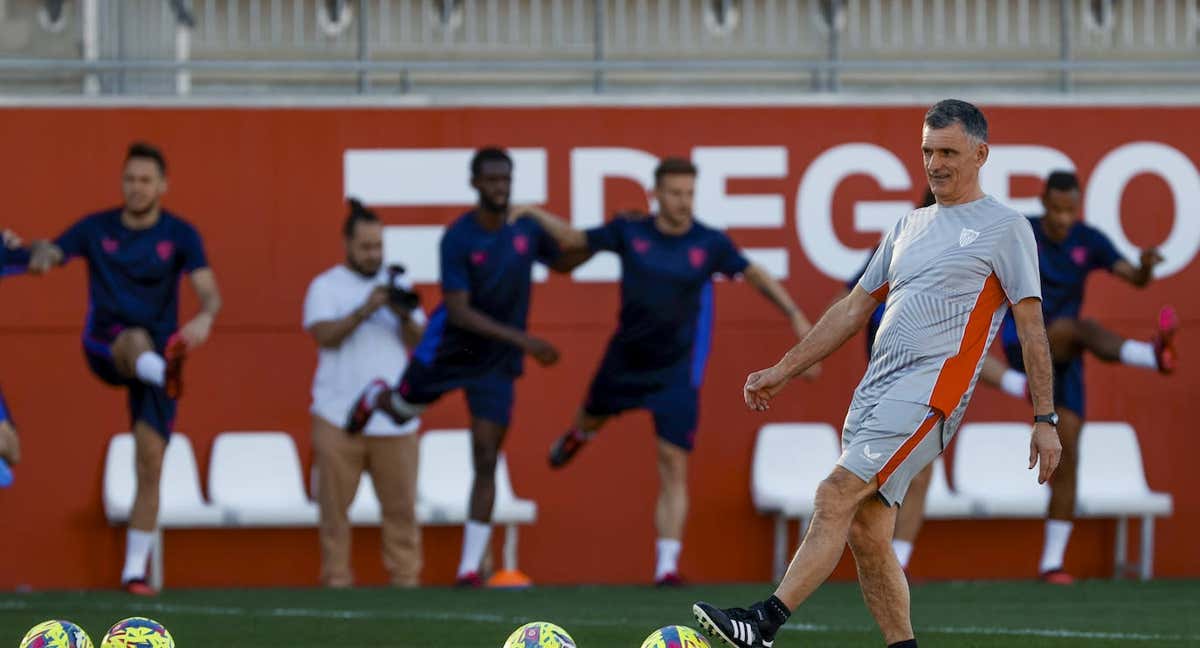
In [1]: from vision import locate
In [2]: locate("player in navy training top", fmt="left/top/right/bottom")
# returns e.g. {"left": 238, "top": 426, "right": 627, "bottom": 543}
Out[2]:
{"left": 0, "top": 228, "right": 30, "bottom": 486}
{"left": 992, "top": 170, "right": 1177, "bottom": 584}
{"left": 28, "top": 143, "right": 223, "bottom": 596}
{"left": 346, "top": 147, "right": 583, "bottom": 586}
{"left": 522, "top": 157, "right": 817, "bottom": 585}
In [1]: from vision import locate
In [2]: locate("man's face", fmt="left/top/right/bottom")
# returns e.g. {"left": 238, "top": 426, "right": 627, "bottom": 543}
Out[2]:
{"left": 472, "top": 160, "right": 512, "bottom": 212}
{"left": 345, "top": 221, "right": 384, "bottom": 277}
{"left": 653, "top": 173, "right": 695, "bottom": 228}
{"left": 1041, "top": 187, "right": 1081, "bottom": 243}
{"left": 122, "top": 158, "right": 167, "bottom": 216}
{"left": 922, "top": 123, "right": 987, "bottom": 202}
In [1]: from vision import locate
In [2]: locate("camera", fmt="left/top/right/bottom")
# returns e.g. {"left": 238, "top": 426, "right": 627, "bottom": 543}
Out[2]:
{"left": 386, "top": 264, "right": 421, "bottom": 311}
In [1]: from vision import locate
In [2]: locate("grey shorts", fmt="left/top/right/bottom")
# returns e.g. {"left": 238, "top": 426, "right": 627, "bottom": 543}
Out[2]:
{"left": 838, "top": 398, "right": 946, "bottom": 507}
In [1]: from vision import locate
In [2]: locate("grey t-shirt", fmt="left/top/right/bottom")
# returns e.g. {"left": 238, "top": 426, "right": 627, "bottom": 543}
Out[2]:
{"left": 852, "top": 195, "right": 1042, "bottom": 436}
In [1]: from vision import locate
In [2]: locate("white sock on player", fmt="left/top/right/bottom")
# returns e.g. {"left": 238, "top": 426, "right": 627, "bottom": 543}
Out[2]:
{"left": 1000, "top": 369, "right": 1028, "bottom": 398}
{"left": 655, "top": 538, "right": 682, "bottom": 580}
{"left": 457, "top": 520, "right": 492, "bottom": 577}
{"left": 121, "top": 528, "right": 156, "bottom": 583}
{"left": 1039, "top": 519, "right": 1074, "bottom": 573}
{"left": 1119, "top": 340, "right": 1158, "bottom": 369}
{"left": 134, "top": 352, "right": 166, "bottom": 387}
{"left": 892, "top": 539, "right": 914, "bottom": 570}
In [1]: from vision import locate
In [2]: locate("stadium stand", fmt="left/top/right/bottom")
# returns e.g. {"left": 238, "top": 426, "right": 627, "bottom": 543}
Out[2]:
{"left": 1, "top": 0, "right": 1198, "bottom": 95}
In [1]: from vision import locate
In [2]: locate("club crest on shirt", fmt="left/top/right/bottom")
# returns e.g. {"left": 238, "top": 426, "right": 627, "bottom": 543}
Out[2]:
{"left": 156, "top": 240, "right": 174, "bottom": 261}
{"left": 958, "top": 228, "right": 980, "bottom": 247}
{"left": 1071, "top": 246, "right": 1088, "bottom": 266}
{"left": 688, "top": 247, "right": 707, "bottom": 269}
{"left": 512, "top": 234, "right": 529, "bottom": 255}
{"left": 632, "top": 238, "right": 651, "bottom": 254}
{"left": 101, "top": 237, "right": 119, "bottom": 254}
{"left": 469, "top": 251, "right": 487, "bottom": 265}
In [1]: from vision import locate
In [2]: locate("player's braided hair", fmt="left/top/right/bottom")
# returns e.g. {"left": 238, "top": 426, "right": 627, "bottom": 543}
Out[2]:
{"left": 342, "top": 197, "right": 380, "bottom": 239}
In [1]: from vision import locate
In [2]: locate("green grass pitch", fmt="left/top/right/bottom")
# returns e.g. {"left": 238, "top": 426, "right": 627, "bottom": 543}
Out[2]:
{"left": 4, "top": 580, "right": 1199, "bottom": 647}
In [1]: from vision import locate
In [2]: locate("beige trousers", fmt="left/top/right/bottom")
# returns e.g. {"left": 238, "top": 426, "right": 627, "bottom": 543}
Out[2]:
{"left": 312, "top": 414, "right": 421, "bottom": 587}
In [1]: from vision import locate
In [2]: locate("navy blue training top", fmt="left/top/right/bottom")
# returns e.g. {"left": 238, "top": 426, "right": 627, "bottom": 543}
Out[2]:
{"left": 55, "top": 208, "right": 208, "bottom": 342}
{"left": 586, "top": 217, "right": 749, "bottom": 374}
{"left": 413, "top": 211, "right": 559, "bottom": 376}
{"left": 1001, "top": 215, "right": 1124, "bottom": 346}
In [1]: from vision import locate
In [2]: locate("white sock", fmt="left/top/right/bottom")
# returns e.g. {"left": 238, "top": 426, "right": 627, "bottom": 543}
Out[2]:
{"left": 134, "top": 352, "right": 166, "bottom": 387}
{"left": 121, "top": 528, "right": 156, "bottom": 583}
{"left": 1000, "top": 369, "right": 1028, "bottom": 398}
{"left": 655, "top": 538, "right": 682, "bottom": 580}
{"left": 1039, "top": 519, "right": 1074, "bottom": 573}
{"left": 892, "top": 539, "right": 914, "bottom": 569}
{"left": 1119, "top": 340, "right": 1158, "bottom": 370}
{"left": 457, "top": 520, "right": 492, "bottom": 577}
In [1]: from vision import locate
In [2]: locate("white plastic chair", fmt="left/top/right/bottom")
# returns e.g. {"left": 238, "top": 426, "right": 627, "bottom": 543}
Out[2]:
{"left": 1077, "top": 422, "right": 1173, "bottom": 579}
{"left": 750, "top": 423, "right": 841, "bottom": 581}
{"left": 922, "top": 456, "right": 976, "bottom": 519}
{"left": 102, "top": 432, "right": 226, "bottom": 526}
{"left": 208, "top": 432, "right": 318, "bottom": 526}
{"left": 416, "top": 429, "right": 537, "bottom": 571}
{"left": 953, "top": 423, "right": 1050, "bottom": 517}
{"left": 101, "top": 432, "right": 224, "bottom": 589}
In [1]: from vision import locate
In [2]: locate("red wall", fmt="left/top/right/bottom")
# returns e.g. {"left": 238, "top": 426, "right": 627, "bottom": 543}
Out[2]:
{"left": 0, "top": 105, "right": 1197, "bottom": 589}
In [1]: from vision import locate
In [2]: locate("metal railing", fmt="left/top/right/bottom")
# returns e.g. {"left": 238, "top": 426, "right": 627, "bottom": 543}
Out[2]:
{"left": 0, "top": 0, "right": 1198, "bottom": 95}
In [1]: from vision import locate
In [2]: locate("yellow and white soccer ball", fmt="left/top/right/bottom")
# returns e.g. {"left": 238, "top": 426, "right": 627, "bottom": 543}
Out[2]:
{"left": 502, "top": 621, "right": 577, "bottom": 648}
{"left": 640, "top": 625, "right": 712, "bottom": 648}
{"left": 99, "top": 617, "right": 174, "bottom": 648}
{"left": 20, "top": 619, "right": 94, "bottom": 648}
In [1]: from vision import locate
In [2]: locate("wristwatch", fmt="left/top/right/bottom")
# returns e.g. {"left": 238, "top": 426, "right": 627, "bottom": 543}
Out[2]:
{"left": 1033, "top": 412, "right": 1059, "bottom": 427}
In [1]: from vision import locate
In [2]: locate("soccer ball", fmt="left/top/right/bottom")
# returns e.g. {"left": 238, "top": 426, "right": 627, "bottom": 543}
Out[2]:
{"left": 99, "top": 617, "right": 174, "bottom": 648}
{"left": 640, "top": 625, "right": 711, "bottom": 648}
{"left": 20, "top": 620, "right": 94, "bottom": 648}
{"left": 502, "top": 621, "right": 577, "bottom": 648}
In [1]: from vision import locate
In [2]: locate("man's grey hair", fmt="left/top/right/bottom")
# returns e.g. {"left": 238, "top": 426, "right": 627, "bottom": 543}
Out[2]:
{"left": 924, "top": 99, "right": 988, "bottom": 143}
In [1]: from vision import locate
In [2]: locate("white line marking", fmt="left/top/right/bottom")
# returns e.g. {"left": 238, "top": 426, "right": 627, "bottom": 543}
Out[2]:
{"left": 3, "top": 599, "right": 1197, "bottom": 642}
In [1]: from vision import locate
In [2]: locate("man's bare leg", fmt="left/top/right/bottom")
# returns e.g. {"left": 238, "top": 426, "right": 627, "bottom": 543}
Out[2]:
{"left": 772, "top": 467, "right": 877, "bottom": 608}
{"left": 655, "top": 439, "right": 689, "bottom": 582}
{"left": 457, "top": 417, "right": 508, "bottom": 581}
{"left": 693, "top": 467, "right": 877, "bottom": 646}
{"left": 121, "top": 421, "right": 165, "bottom": 588}
{"left": 850, "top": 496, "right": 914, "bottom": 644}
{"left": 1040, "top": 408, "right": 1082, "bottom": 579}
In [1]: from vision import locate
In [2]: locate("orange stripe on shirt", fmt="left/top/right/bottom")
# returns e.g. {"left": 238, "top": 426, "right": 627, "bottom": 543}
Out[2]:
{"left": 928, "top": 272, "right": 1007, "bottom": 417}
{"left": 877, "top": 410, "right": 941, "bottom": 487}
{"left": 870, "top": 283, "right": 890, "bottom": 302}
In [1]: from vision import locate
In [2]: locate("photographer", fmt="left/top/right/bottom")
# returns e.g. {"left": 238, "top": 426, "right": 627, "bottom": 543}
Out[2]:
{"left": 303, "top": 199, "right": 426, "bottom": 587}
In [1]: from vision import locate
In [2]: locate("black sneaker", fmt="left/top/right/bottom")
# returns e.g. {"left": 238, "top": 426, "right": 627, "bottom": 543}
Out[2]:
{"left": 345, "top": 379, "right": 388, "bottom": 434}
{"left": 548, "top": 428, "right": 591, "bottom": 469}
{"left": 693, "top": 601, "right": 777, "bottom": 648}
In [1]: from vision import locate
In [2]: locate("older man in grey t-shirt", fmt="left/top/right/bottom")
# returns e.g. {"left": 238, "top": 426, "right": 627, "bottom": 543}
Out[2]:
{"left": 694, "top": 100, "right": 1062, "bottom": 648}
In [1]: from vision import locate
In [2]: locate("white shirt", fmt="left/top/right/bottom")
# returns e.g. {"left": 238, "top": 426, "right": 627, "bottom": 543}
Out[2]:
{"left": 303, "top": 265, "right": 426, "bottom": 436}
